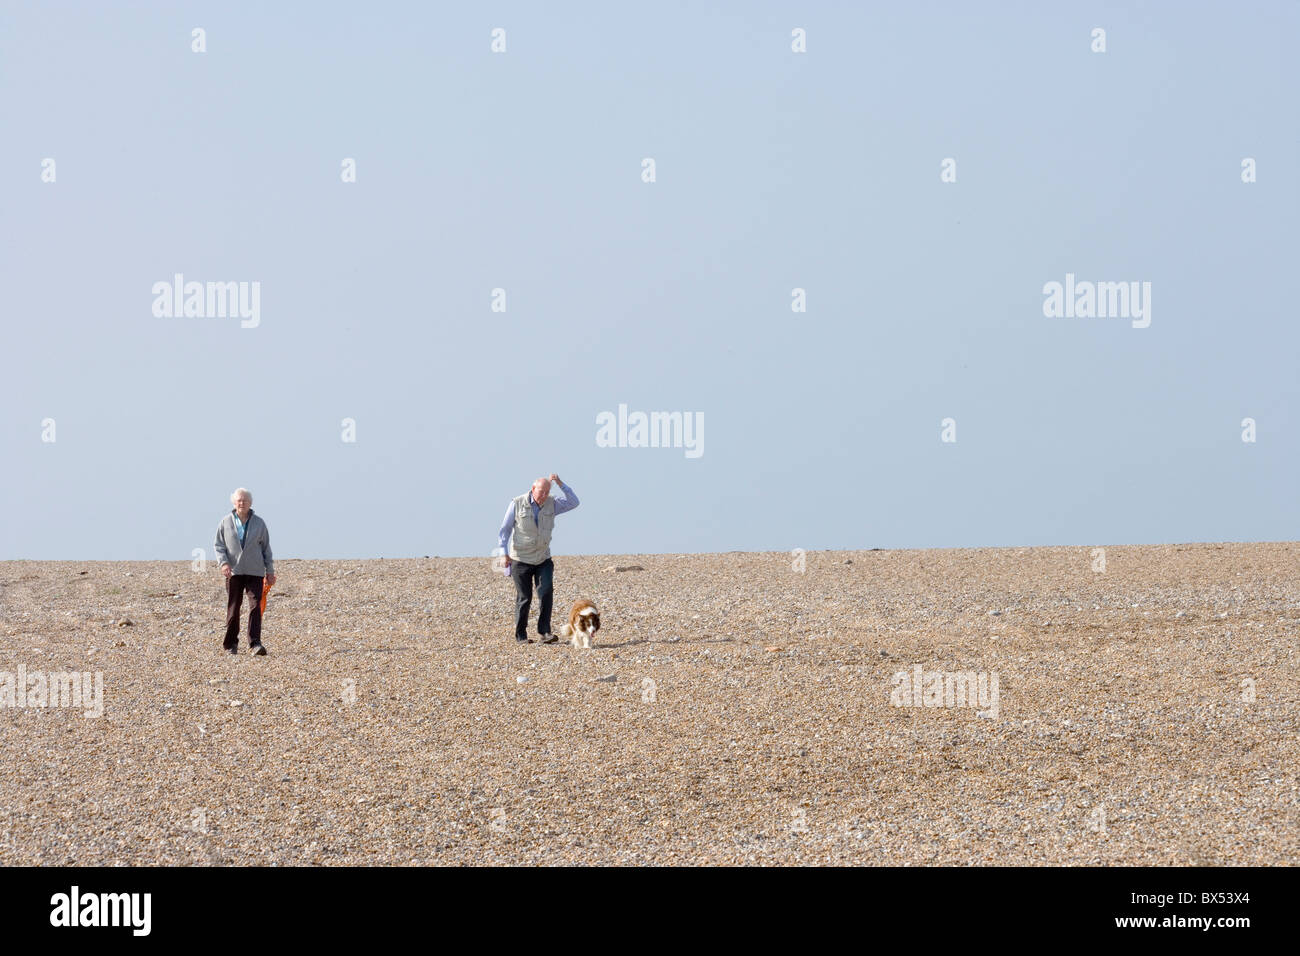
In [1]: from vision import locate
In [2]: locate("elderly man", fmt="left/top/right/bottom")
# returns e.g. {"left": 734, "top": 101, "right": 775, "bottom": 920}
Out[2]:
{"left": 214, "top": 488, "right": 276, "bottom": 656}
{"left": 498, "top": 473, "right": 579, "bottom": 644}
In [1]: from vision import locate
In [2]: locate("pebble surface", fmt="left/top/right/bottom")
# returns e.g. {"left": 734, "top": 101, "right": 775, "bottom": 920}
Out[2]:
{"left": 0, "top": 543, "right": 1296, "bottom": 865}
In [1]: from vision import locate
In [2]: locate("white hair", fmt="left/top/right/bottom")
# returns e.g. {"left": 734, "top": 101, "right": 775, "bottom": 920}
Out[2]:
{"left": 230, "top": 488, "right": 253, "bottom": 505}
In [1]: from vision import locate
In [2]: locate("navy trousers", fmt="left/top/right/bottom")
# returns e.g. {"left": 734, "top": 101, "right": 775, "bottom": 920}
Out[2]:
{"left": 224, "top": 574, "right": 264, "bottom": 648}
{"left": 510, "top": 557, "right": 554, "bottom": 640}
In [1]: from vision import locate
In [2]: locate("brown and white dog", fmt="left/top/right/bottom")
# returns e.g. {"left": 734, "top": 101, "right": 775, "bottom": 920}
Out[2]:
{"left": 559, "top": 598, "right": 601, "bottom": 649}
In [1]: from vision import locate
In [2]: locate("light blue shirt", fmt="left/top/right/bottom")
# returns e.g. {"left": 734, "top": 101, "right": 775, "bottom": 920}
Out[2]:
{"left": 233, "top": 511, "right": 248, "bottom": 546}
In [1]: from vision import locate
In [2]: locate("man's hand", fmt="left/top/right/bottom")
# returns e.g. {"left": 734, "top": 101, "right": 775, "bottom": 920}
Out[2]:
{"left": 549, "top": 473, "right": 560, "bottom": 485}
{"left": 266, "top": 573, "right": 277, "bottom": 588}
{"left": 221, "top": 564, "right": 232, "bottom": 580}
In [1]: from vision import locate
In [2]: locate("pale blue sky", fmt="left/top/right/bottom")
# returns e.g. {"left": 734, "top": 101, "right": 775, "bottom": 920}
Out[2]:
{"left": 2, "top": 1, "right": 1296, "bottom": 560}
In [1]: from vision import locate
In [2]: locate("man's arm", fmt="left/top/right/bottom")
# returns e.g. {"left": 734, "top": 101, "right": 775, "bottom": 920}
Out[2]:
{"left": 551, "top": 480, "right": 579, "bottom": 516}
{"left": 497, "top": 501, "right": 515, "bottom": 555}
{"left": 214, "top": 521, "right": 231, "bottom": 571}
{"left": 261, "top": 521, "right": 275, "bottom": 581}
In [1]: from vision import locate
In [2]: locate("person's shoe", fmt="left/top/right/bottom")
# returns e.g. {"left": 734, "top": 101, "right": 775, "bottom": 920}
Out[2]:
{"left": 250, "top": 643, "right": 268, "bottom": 656}
{"left": 538, "top": 633, "right": 559, "bottom": 644}
{"left": 515, "top": 636, "right": 532, "bottom": 644}
{"left": 224, "top": 645, "right": 238, "bottom": 655}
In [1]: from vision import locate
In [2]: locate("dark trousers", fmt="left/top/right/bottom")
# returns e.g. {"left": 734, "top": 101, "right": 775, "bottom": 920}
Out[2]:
{"left": 225, "top": 574, "right": 264, "bottom": 648}
{"left": 510, "top": 557, "right": 553, "bottom": 640}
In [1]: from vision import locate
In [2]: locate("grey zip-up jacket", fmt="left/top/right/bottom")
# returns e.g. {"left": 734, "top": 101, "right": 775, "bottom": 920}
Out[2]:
{"left": 214, "top": 510, "right": 274, "bottom": 577}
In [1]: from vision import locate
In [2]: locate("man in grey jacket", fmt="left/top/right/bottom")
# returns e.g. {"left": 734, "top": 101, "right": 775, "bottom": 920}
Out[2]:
{"left": 214, "top": 487, "right": 276, "bottom": 655}
{"left": 498, "top": 473, "right": 579, "bottom": 644}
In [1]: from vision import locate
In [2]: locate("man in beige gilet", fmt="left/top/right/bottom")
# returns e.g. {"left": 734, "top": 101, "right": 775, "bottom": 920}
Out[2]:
{"left": 497, "top": 473, "right": 580, "bottom": 643}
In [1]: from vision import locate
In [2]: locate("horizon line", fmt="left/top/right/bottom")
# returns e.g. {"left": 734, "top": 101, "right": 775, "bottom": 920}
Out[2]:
{"left": 2, "top": 538, "right": 1296, "bottom": 563}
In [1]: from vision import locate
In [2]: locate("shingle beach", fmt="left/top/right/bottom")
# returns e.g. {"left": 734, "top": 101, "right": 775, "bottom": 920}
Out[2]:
{"left": 1, "top": 543, "right": 1296, "bottom": 865}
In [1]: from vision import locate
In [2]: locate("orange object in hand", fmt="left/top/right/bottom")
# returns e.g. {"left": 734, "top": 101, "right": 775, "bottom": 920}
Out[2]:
{"left": 260, "top": 578, "right": 271, "bottom": 616}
